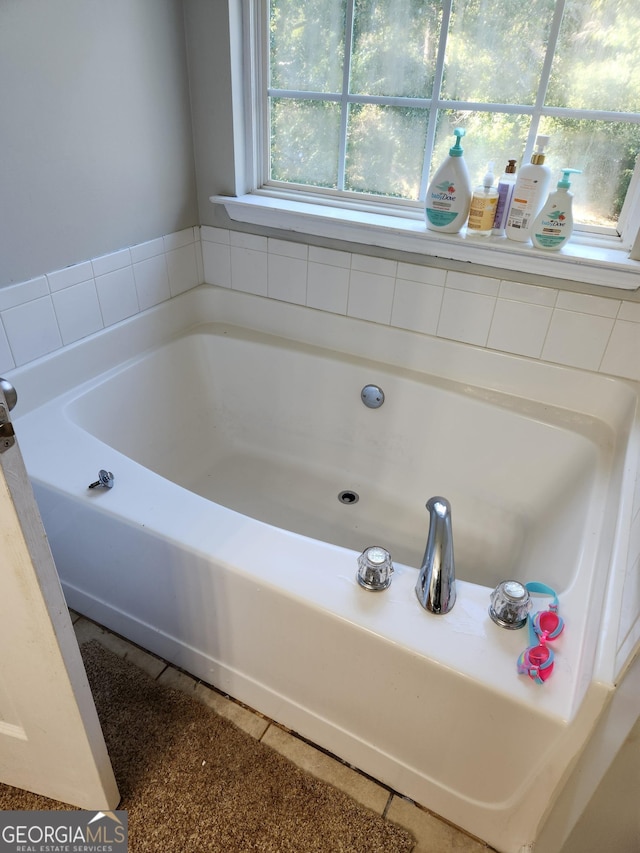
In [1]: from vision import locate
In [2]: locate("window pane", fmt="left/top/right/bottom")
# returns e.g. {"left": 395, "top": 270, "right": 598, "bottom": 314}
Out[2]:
{"left": 442, "top": 0, "right": 556, "bottom": 105}
{"left": 547, "top": 0, "right": 640, "bottom": 112}
{"left": 539, "top": 117, "right": 640, "bottom": 226}
{"left": 345, "top": 105, "right": 428, "bottom": 198}
{"left": 431, "top": 111, "right": 532, "bottom": 190}
{"left": 350, "top": 0, "right": 441, "bottom": 98}
{"left": 270, "top": 99, "right": 341, "bottom": 188}
{"left": 270, "top": 0, "right": 346, "bottom": 92}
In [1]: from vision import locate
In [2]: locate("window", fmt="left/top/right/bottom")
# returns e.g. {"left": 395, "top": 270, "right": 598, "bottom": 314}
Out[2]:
{"left": 213, "top": 0, "right": 640, "bottom": 290}
{"left": 265, "top": 0, "right": 640, "bottom": 237}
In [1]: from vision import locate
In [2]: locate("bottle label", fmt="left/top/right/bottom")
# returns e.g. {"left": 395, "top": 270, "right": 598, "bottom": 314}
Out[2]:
{"left": 506, "top": 177, "right": 539, "bottom": 231}
{"left": 493, "top": 182, "right": 515, "bottom": 231}
{"left": 426, "top": 177, "right": 461, "bottom": 226}
{"left": 534, "top": 232, "right": 565, "bottom": 248}
{"left": 468, "top": 195, "right": 498, "bottom": 231}
{"left": 534, "top": 208, "right": 568, "bottom": 247}
{"left": 426, "top": 208, "right": 459, "bottom": 226}
{"left": 429, "top": 179, "right": 458, "bottom": 204}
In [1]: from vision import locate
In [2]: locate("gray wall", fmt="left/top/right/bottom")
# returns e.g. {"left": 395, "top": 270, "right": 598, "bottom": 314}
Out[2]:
{"left": 183, "top": 0, "right": 246, "bottom": 223}
{"left": 0, "top": 0, "right": 198, "bottom": 287}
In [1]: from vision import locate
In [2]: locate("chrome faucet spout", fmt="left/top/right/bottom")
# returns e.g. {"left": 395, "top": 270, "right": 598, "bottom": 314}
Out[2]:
{"left": 415, "top": 496, "right": 456, "bottom": 614}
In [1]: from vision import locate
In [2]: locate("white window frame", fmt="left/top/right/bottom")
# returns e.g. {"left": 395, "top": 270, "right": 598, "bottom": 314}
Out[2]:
{"left": 211, "top": 0, "right": 640, "bottom": 291}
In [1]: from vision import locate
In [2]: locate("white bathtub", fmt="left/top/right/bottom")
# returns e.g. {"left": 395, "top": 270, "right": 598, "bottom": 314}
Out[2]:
{"left": 9, "top": 284, "right": 640, "bottom": 852}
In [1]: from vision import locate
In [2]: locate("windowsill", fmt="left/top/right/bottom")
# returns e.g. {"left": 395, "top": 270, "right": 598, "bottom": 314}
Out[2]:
{"left": 210, "top": 191, "right": 640, "bottom": 291}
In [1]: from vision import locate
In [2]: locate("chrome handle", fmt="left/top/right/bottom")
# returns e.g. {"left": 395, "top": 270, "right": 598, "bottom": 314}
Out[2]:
{"left": 0, "top": 378, "right": 17, "bottom": 412}
{"left": 88, "top": 470, "right": 115, "bottom": 490}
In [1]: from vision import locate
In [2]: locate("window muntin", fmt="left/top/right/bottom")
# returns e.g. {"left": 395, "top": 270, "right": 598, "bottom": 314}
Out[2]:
{"left": 266, "top": 0, "right": 640, "bottom": 234}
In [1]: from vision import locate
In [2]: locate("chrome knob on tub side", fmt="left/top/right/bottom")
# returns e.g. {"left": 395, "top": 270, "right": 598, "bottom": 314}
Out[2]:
{"left": 0, "top": 378, "right": 17, "bottom": 412}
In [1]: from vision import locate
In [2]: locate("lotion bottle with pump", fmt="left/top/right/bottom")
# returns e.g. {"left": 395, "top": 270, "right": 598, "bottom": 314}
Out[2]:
{"left": 531, "top": 168, "right": 582, "bottom": 251}
{"left": 492, "top": 159, "right": 517, "bottom": 236}
{"left": 505, "top": 135, "right": 552, "bottom": 242}
{"left": 467, "top": 162, "right": 499, "bottom": 236}
{"left": 425, "top": 128, "right": 472, "bottom": 234}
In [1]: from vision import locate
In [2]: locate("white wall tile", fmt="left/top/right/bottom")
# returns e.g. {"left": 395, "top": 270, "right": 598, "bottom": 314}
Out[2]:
{"left": 52, "top": 280, "right": 104, "bottom": 345}
{"left": 396, "top": 262, "right": 446, "bottom": 286}
{"left": 351, "top": 253, "right": 397, "bottom": 278}
{"left": 488, "top": 299, "right": 552, "bottom": 358}
{"left": 347, "top": 270, "right": 395, "bottom": 324}
{"left": 600, "top": 320, "right": 640, "bottom": 381}
{"left": 627, "top": 507, "right": 640, "bottom": 571}
{"left": 133, "top": 255, "right": 171, "bottom": 311}
{"left": 307, "top": 262, "right": 349, "bottom": 314}
{"left": 633, "top": 466, "right": 640, "bottom": 523}
{"left": 2, "top": 296, "right": 62, "bottom": 366}
{"left": 268, "top": 238, "right": 308, "bottom": 260}
{"left": 618, "top": 301, "right": 640, "bottom": 323}
{"left": 202, "top": 241, "right": 231, "bottom": 288}
{"left": 542, "top": 309, "right": 614, "bottom": 371}
{"left": 47, "top": 261, "right": 94, "bottom": 292}
{"left": 91, "top": 248, "right": 132, "bottom": 277}
{"left": 445, "top": 270, "right": 500, "bottom": 296}
{"left": 499, "top": 279, "right": 557, "bottom": 307}
{"left": 0, "top": 322, "right": 15, "bottom": 374}
{"left": 166, "top": 244, "right": 199, "bottom": 297}
{"left": 391, "top": 278, "right": 443, "bottom": 336}
{"left": 267, "top": 254, "right": 307, "bottom": 304}
{"left": 437, "top": 288, "right": 496, "bottom": 346}
{"left": 129, "top": 237, "right": 165, "bottom": 263}
{"left": 95, "top": 267, "right": 139, "bottom": 327}
{"left": 201, "top": 226, "right": 230, "bottom": 245}
{"left": 230, "top": 247, "right": 268, "bottom": 296}
{"left": 308, "top": 246, "right": 351, "bottom": 269}
{"left": 0, "top": 276, "right": 49, "bottom": 312}
{"left": 556, "top": 291, "right": 620, "bottom": 318}
{"left": 229, "top": 231, "right": 268, "bottom": 252}
{"left": 163, "top": 228, "right": 196, "bottom": 252}
{"left": 616, "top": 549, "right": 640, "bottom": 654}
{"left": 195, "top": 238, "right": 204, "bottom": 286}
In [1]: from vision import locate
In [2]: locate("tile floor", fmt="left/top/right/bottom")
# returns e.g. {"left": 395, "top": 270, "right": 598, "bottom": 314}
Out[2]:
{"left": 71, "top": 613, "right": 493, "bottom": 853}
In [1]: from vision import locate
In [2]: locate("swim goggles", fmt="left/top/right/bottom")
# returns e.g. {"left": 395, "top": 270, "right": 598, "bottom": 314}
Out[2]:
{"left": 517, "top": 582, "right": 564, "bottom": 685}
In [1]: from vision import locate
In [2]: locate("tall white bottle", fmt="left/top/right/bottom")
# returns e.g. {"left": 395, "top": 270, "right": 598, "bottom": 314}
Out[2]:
{"left": 505, "top": 135, "right": 552, "bottom": 242}
{"left": 425, "top": 128, "right": 472, "bottom": 234}
{"left": 531, "top": 169, "right": 582, "bottom": 251}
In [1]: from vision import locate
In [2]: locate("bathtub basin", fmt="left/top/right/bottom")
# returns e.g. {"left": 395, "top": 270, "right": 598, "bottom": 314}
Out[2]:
{"left": 9, "top": 284, "right": 640, "bottom": 852}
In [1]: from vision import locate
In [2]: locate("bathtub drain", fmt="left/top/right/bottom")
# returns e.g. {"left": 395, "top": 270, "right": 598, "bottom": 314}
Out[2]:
{"left": 338, "top": 490, "right": 359, "bottom": 504}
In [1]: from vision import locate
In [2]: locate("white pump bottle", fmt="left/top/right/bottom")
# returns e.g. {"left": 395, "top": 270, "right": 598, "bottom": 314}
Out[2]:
{"left": 425, "top": 128, "right": 472, "bottom": 234}
{"left": 531, "top": 169, "right": 582, "bottom": 251}
{"left": 505, "top": 135, "right": 552, "bottom": 242}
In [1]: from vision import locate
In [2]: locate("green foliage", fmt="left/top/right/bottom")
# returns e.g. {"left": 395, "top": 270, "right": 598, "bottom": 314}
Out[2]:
{"left": 350, "top": 0, "right": 439, "bottom": 98}
{"left": 271, "top": 99, "right": 341, "bottom": 187}
{"left": 268, "top": 0, "right": 640, "bottom": 225}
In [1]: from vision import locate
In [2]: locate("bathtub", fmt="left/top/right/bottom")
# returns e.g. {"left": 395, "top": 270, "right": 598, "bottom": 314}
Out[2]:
{"left": 9, "top": 284, "right": 640, "bottom": 852}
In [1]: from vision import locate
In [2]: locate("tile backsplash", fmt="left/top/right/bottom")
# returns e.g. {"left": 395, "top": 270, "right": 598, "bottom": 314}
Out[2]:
{"left": 0, "top": 227, "right": 203, "bottom": 374}
{"left": 2, "top": 223, "right": 640, "bottom": 385}
{"left": 201, "top": 226, "right": 640, "bottom": 383}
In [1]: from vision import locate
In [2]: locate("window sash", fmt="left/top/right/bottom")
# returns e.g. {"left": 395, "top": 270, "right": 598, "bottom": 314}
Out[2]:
{"left": 261, "top": 0, "right": 640, "bottom": 242}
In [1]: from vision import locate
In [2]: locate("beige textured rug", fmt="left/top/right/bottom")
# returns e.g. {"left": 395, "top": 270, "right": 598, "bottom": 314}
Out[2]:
{"left": 0, "top": 641, "right": 414, "bottom": 852}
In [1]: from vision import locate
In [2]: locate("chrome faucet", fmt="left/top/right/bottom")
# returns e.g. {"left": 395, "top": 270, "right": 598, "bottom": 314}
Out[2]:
{"left": 415, "top": 496, "right": 456, "bottom": 614}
